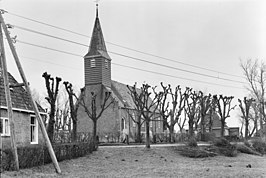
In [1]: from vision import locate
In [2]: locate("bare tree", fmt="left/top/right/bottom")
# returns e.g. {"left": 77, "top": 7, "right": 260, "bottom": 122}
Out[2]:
{"left": 79, "top": 89, "right": 113, "bottom": 149}
{"left": 127, "top": 83, "right": 161, "bottom": 148}
{"left": 240, "top": 59, "right": 266, "bottom": 130}
{"left": 63, "top": 81, "right": 80, "bottom": 142}
{"left": 54, "top": 98, "right": 70, "bottom": 133}
{"left": 238, "top": 97, "right": 255, "bottom": 139}
{"left": 124, "top": 108, "right": 144, "bottom": 143}
{"left": 155, "top": 83, "right": 170, "bottom": 140}
{"left": 185, "top": 89, "right": 201, "bottom": 138}
{"left": 156, "top": 83, "right": 189, "bottom": 142}
{"left": 177, "top": 110, "right": 187, "bottom": 134}
{"left": 198, "top": 92, "right": 212, "bottom": 141}
{"left": 208, "top": 100, "right": 216, "bottom": 133}
{"left": 251, "top": 102, "right": 259, "bottom": 135}
{"left": 42, "top": 72, "right": 62, "bottom": 141}
{"left": 213, "top": 95, "right": 236, "bottom": 137}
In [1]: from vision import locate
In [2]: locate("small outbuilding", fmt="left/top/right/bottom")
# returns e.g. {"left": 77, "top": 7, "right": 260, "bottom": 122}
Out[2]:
{"left": 0, "top": 71, "right": 46, "bottom": 149}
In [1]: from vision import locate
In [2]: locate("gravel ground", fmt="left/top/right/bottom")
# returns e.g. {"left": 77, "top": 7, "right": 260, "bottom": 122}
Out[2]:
{"left": 2, "top": 146, "right": 266, "bottom": 178}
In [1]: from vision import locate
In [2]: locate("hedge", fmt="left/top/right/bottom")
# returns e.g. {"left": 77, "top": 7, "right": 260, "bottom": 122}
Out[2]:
{"left": 1, "top": 141, "right": 94, "bottom": 171}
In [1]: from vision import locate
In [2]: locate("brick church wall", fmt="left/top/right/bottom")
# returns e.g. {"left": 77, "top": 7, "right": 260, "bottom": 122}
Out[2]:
{"left": 77, "top": 85, "right": 120, "bottom": 137}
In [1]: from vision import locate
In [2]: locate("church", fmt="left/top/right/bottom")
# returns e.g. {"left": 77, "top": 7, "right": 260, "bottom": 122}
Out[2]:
{"left": 76, "top": 6, "right": 164, "bottom": 142}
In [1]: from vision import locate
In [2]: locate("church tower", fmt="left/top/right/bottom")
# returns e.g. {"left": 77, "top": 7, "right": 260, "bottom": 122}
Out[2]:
{"left": 84, "top": 4, "right": 111, "bottom": 88}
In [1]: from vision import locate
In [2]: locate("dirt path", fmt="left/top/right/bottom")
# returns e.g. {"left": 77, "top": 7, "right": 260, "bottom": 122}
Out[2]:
{"left": 2, "top": 146, "right": 266, "bottom": 178}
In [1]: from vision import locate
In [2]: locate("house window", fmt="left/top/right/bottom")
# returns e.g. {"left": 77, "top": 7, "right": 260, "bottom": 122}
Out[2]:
{"left": 0, "top": 117, "right": 10, "bottom": 136}
{"left": 105, "top": 59, "right": 108, "bottom": 69}
{"left": 30, "top": 116, "right": 38, "bottom": 144}
{"left": 91, "top": 59, "right": 96, "bottom": 68}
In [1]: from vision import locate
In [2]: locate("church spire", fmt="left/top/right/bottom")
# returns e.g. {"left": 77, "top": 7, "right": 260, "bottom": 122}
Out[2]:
{"left": 84, "top": 3, "right": 110, "bottom": 60}
{"left": 96, "top": 3, "right": 99, "bottom": 18}
{"left": 84, "top": 2, "right": 112, "bottom": 88}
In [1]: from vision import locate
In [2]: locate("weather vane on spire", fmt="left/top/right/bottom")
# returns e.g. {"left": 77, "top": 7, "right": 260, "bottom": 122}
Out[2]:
{"left": 94, "top": 0, "right": 100, "bottom": 17}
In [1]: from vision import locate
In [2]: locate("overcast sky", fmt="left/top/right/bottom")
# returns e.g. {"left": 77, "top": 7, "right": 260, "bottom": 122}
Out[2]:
{"left": 1, "top": 0, "right": 266, "bottom": 127}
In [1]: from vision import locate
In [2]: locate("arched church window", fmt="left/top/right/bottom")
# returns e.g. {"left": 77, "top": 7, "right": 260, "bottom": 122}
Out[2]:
{"left": 121, "top": 118, "right": 125, "bottom": 130}
{"left": 91, "top": 59, "right": 96, "bottom": 68}
{"left": 132, "top": 113, "right": 136, "bottom": 127}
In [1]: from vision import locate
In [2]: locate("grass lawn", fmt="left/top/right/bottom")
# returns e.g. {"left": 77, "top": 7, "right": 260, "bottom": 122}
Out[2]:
{"left": 2, "top": 146, "right": 266, "bottom": 178}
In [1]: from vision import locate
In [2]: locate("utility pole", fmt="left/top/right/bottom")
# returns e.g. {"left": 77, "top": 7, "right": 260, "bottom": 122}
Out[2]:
{"left": 0, "top": 22, "right": 19, "bottom": 171}
{"left": 0, "top": 12, "right": 61, "bottom": 174}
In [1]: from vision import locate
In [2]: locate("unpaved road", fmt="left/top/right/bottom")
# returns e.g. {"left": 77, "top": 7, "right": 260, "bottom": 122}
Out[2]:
{"left": 2, "top": 146, "right": 266, "bottom": 178}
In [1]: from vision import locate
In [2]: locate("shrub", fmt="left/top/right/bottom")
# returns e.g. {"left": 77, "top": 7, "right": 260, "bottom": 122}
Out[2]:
{"left": 224, "top": 135, "right": 239, "bottom": 142}
{"left": 236, "top": 144, "right": 261, "bottom": 156}
{"left": 252, "top": 138, "right": 266, "bottom": 155}
{"left": 244, "top": 140, "right": 252, "bottom": 148}
{"left": 213, "top": 137, "right": 230, "bottom": 147}
{"left": 178, "top": 146, "right": 217, "bottom": 158}
{"left": 203, "top": 132, "right": 216, "bottom": 142}
{"left": 187, "top": 137, "right": 198, "bottom": 147}
{"left": 217, "top": 144, "right": 238, "bottom": 157}
{"left": 1, "top": 149, "right": 13, "bottom": 171}
{"left": 211, "top": 138, "right": 238, "bottom": 157}
{"left": 2, "top": 142, "right": 94, "bottom": 171}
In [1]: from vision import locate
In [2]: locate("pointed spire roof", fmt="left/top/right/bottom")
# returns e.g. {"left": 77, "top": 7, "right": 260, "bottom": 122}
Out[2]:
{"left": 85, "top": 4, "right": 111, "bottom": 60}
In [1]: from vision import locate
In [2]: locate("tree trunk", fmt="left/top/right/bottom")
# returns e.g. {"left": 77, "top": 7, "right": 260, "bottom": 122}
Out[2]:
{"left": 145, "top": 121, "right": 150, "bottom": 148}
{"left": 188, "top": 119, "right": 194, "bottom": 138}
{"left": 221, "top": 119, "right": 225, "bottom": 137}
{"left": 209, "top": 116, "right": 213, "bottom": 133}
{"left": 47, "top": 106, "right": 55, "bottom": 142}
{"left": 93, "top": 119, "right": 98, "bottom": 150}
{"left": 259, "top": 111, "right": 264, "bottom": 130}
{"left": 254, "top": 117, "right": 258, "bottom": 134}
{"left": 169, "top": 125, "right": 175, "bottom": 143}
{"left": 72, "top": 120, "right": 77, "bottom": 142}
{"left": 245, "top": 119, "right": 249, "bottom": 139}
{"left": 137, "top": 122, "right": 142, "bottom": 143}
{"left": 201, "top": 115, "right": 206, "bottom": 141}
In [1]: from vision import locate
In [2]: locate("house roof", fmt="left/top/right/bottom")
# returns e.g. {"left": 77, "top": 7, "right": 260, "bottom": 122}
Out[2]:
{"left": 79, "top": 80, "right": 158, "bottom": 112}
{"left": 111, "top": 80, "right": 159, "bottom": 112}
{"left": 111, "top": 80, "right": 136, "bottom": 108}
{"left": 84, "top": 7, "right": 111, "bottom": 60}
{"left": 0, "top": 71, "right": 45, "bottom": 113}
{"left": 204, "top": 112, "right": 228, "bottom": 128}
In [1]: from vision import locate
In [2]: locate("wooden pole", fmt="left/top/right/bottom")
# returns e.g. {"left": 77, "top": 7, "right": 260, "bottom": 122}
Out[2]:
{"left": 0, "top": 13, "right": 61, "bottom": 174}
{"left": 0, "top": 122, "right": 2, "bottom": 173}
{"left": 0, "top": 66, "right": 3, "bottom": 173}
{"left": 0, "top": 23, "right": 19, "bottom": 171}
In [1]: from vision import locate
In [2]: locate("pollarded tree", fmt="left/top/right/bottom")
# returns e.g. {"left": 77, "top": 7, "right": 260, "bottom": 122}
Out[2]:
{"left": 238, "top": 97, "right": 255, "bottom": 139}
{"left": 124, "top": 107, "right": 144, "bottom": 143}
{"left": 42, "top": 72, "right": 62, "bottom": 141}
{"left": 198, "top": 92, "right": 212, "bottom": 141}
{"left": 127, "top": 83, "right": 161, "bottom": 148}
{"left": 54, "top": 98, "right": 71, "bottom": 133}
{"left": 213, "top": 95, "right": 236, "bottom": 137}
{"left": 79, "top": 89, "right": 114, "bottom": 149}
{"left": 156, "top": 83, "right": 189, "bottom": 142}
{"left": 156, "top": 83, "right": 170, "bottom": 140}
{"left": 251, "top": 102, "right": 260, "bottom": 135}
{"left": 64, "top": 81, "right": 80, "bottom": 142}
{"left": 184, "top": 89, "right": 201, "bottom": 138}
